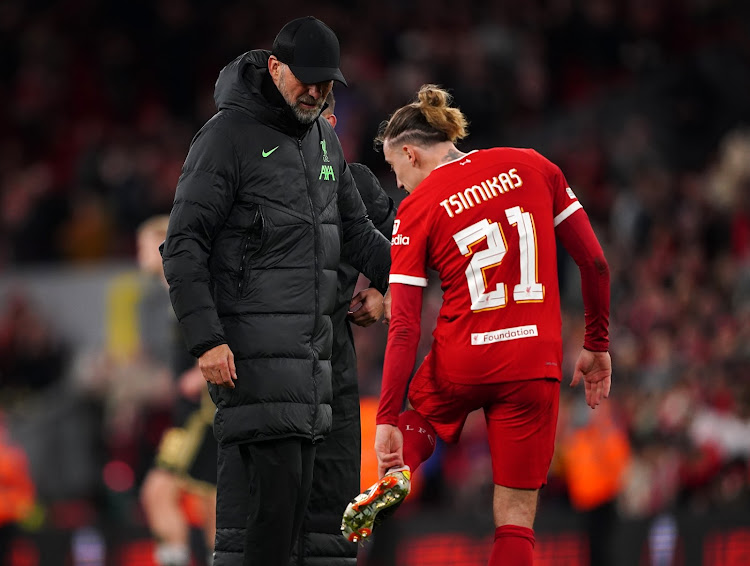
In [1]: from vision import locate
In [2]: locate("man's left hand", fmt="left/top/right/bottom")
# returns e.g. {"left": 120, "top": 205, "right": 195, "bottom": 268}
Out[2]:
{"left": 348, "top": 288, "right": 384, "bottom": 327}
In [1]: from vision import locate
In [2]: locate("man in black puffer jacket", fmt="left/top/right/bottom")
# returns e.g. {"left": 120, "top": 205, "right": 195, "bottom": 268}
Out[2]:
{"left": 291, "top": 94, "right": 396, "bottom": 566}
{"left": 161, "top": 17, "right": 391, "bottom": 566}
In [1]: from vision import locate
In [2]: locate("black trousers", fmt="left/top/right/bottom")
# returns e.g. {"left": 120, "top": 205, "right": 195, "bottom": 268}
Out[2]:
{"left": 214, "top": 438, "right": 316, "bottom": 566}
{"left": 294, "top": 390, "right": 360, "bottom": 565}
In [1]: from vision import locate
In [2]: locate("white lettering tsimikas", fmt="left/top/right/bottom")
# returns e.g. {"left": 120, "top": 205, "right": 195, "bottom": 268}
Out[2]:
{"left": 439, "top": 168, "right": 523, "bottom": 218}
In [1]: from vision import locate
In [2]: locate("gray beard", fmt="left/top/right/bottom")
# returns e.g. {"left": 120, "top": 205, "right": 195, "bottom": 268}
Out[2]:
{"left": 278, "top": 72, "right": 322, "bottom": 124}
{"left": 289, "top": 102, "right": 321, "bottom": 124}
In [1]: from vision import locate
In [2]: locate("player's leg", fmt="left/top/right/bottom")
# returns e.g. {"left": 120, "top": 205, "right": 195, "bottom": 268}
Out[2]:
{"left": 395, "top": 352, "right": 446, "bottom": 476}
{"left": 489, "top": 486, "right": 538, "bottom": 566}
{"left": 342, "top": 355, "right": 469, "bottom": 542}
{"left": 398, "top": 409, "right": 438, "bottom": 473}
{"left": 485, "top": 378, "right": 560, "bottom": 566}
{"left": 493, "top": 486, "right": 539, "bottom": 527}
{"left": 140, "top": 467, "right": 190, "bottom": 566}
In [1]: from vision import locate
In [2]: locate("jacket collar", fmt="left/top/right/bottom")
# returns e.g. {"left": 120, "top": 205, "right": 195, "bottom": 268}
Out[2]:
{"left": 214, "top": 49, "right": 317, "bottom": 138}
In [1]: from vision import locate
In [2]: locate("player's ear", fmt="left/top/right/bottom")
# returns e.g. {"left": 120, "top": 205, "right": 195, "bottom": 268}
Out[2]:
{"left": 405, "top": 145, "right": 417, "bottom": 166}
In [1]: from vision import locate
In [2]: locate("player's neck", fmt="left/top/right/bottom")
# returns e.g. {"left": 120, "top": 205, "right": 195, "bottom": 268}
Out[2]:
{"left": 432, "top": 143, "right": 466, "bottom": 170}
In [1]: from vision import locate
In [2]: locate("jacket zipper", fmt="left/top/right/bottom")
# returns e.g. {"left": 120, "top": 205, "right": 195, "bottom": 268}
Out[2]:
{"left": 299, "top": 137, "right": 319, "bottom": 443}
{"left": 237, "top": 206, "right": 261, "bottom": 297}
{"left": 237, "top": 235, "right": 250, "bottom": 297}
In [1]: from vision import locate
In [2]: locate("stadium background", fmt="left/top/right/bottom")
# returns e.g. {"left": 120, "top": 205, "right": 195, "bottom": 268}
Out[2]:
{"left": 1, "top": 0, "right": 750, "bottom": 564}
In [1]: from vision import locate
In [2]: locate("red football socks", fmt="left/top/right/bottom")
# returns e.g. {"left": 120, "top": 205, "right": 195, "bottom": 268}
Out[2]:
{"left": 489, "top": 525, "right": 535, "bottom": 566}
{"left": 397, "top": 410, "right": 437, "bottom": 473}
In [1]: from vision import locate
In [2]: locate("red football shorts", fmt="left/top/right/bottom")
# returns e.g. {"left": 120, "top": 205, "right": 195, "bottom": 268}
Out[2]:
{"left": 407, "top": 353, "right": 560, "bottom": 489}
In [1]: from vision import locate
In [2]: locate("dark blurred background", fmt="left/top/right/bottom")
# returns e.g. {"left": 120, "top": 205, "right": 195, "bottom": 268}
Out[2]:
{"left": 1, "top": 0, "right": 750, "bottom": 565}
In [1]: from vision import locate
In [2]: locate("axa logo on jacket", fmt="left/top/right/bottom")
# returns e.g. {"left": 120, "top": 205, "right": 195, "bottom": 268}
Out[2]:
{"left": 319, "top": 165, "right": 335, "bottom": 181}
{"left": 319, "top": 141, "right": 335, "bottom": 180}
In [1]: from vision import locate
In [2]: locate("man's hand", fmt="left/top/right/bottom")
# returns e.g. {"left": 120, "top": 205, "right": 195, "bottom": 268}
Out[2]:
{"left": 570, "top": 349, "right": 611, "bottom": 409}
{"left": 382, "top": 287, "right": 392, "bottom": 325}
{"left": 198, "top": 344, "right": 237, "bottom": 389}
{"left": 348, "top": 288, "right": 384, "bottom": 327}
{"left": 374, "top": 423, "right": 404, "bottom": 478}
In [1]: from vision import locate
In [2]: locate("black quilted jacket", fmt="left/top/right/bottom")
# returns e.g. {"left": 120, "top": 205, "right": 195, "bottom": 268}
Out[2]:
{"left": 162, "top": 50, "right": 391, "bottom": 448}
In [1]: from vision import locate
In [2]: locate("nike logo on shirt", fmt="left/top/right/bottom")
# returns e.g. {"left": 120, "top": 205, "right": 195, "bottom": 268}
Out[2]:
{"left": 262, "top": 146, "right": 279, "bottom": 158}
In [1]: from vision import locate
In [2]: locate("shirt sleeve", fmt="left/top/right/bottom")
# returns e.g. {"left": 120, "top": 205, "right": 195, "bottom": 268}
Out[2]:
{"left": 162, "top": 124, "right": 238, "bottom": 357}
{"left": 337, "top": 161, "right": 392, "bottom": 294}
{"left": 555, "top": 208, "right": 610, "bottom": 352}
{"left": 545, "top": 158, "right": 583, "bottom": 227}
{"left": 537, "top": 152, "right": 609, "bottom": 350}
{"left": 376, "top": 283, "right": 423, "bottom": 426}
{"left": 388, "top": 199, "right": 429, "bottom": 287}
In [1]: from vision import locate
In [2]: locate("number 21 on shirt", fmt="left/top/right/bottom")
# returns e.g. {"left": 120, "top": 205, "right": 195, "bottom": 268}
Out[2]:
{"left": 452, "top": 206, "right": 544, "bottom": 312}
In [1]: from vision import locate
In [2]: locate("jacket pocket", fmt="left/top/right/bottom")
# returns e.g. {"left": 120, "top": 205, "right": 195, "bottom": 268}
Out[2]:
{"left": 237, "top": 205, "right": 265, "bottom": 298}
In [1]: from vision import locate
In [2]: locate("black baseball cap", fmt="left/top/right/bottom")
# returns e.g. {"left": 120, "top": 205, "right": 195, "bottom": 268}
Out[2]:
{"left": 272, "top": 16, "right": 348, "bottom": 86}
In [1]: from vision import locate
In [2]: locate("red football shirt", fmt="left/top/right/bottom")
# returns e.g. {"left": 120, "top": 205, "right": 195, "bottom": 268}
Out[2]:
{"left": 389, "top": 148, "right": 584, "bottom": 384}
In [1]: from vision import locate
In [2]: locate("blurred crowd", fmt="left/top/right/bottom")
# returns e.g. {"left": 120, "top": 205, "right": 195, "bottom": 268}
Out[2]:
{"left": 2, "top": 0, "right": 748, "bottom": 263}
{"left": 1, "top": 0, "right": 750, "bottom": 561}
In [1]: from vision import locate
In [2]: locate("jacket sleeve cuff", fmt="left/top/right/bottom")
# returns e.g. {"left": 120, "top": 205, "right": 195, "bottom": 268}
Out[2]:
{"left": 188, "top": 337, "right": 227, "bottom": 358}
